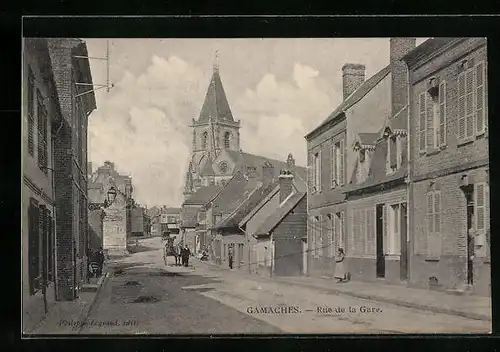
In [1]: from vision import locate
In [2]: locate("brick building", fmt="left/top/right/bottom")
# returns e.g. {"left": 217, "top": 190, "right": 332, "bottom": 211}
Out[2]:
{"left": 403, "top": 38, "right": 489, "bottom": 295}
{"left": 305, "top": 38, "right": 415, "bottom": 279}
{"left": 22, "top": 38, "right": 62, "bottom": 332}
{"left": 48, "top": 39, "right": 97, "bottom": 302}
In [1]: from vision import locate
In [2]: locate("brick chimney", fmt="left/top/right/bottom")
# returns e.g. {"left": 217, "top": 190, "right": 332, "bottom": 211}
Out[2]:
{"left": 262, "top": 162, "right": 275, "bottom": 189}
{"left": 279, "top": 170, "right": 294, "bottom": 203}
{"left": 390, "top": 38, "right": 416, "bottom": 116}
{"left": 342, "top": 63, "right": 366, "bottom": 100}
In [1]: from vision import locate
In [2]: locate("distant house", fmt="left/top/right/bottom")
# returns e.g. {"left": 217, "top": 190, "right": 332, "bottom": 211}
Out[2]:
{"left": 160, "top": 207, "right": 181, "bottom": 236}
{"left": 131, "top": 206, "right": 150, "bottom": 237}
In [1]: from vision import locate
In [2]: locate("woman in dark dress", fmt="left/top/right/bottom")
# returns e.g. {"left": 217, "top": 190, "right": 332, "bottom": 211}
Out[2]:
{"left": 334, "top": 248, "right": 346, "bottom": 283}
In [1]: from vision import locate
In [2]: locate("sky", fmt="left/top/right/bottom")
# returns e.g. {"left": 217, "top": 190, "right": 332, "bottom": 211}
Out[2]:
{"left": 85, "top": 38, "right": 427, "bottom": 208}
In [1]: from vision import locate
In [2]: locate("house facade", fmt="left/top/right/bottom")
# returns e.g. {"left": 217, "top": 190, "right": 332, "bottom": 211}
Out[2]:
{"left": 403, "top": 38, "right": 490, "bottom": 295}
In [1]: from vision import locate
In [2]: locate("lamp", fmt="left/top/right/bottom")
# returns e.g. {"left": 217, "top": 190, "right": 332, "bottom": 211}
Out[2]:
{"left": 106, "top": 186, "right": 117, "bottom": 205}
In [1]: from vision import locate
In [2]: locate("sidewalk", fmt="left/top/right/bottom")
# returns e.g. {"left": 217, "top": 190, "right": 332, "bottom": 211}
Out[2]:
{"left": 29, "top": 271, "right": 109, "bottom": 335}
{"left": 191, "top": 258, "right": 491, "bottom": 322}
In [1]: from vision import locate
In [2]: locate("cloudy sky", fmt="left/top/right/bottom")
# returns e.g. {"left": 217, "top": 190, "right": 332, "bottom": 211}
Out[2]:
{"left": 85, "top": 38, "right": 427, "bottom": 208}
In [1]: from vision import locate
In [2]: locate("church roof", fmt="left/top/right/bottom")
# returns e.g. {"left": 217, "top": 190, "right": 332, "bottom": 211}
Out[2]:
{"left": 183, "top": 184, "right": 223, "bottom": 205}
{"left": 198, "top": 69, "right": 235, "bottom": 123}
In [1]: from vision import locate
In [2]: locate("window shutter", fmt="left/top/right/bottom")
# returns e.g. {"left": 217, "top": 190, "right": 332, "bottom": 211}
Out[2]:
{"left": 475, "top": 62, "right": 485, "bottom": 135}
{"left": 434, "top": 193, "right": 442, "bottom": 257}
{"left": 382, "top": 205, "right": 388, "bottom": 255}
{"left": 426, "top": 193, "right": 434, "bottom": 257}
{"left": 458, "top": 73, "right": 466, "bottom": 140}
{"left": 360, "top": 210, "right": 366, "bottom": 255}
{"left": 318, "top": 150, "right": 322, "bottom": 192}
{"left": 329, "top": 214, "right": 335, "bottom": 257}
{"left": 367, "top": 209, "right": 375, "bottom": 256}
{"left": 426, "top": 92, "right": 434, "bottom": 149}
{"left": 40, "top": 206, "right": 48, "bottom": 285}
{"left": 419, "top": 92, "right": 426, "bottom": 151}
{"left": 475, "top": 184, "right": 485, "bottom": 234}
{"left": 331, "top": 144, "right": 336, "bottom": 188}
{"left": 352, "top": 212, "right": 358, "bottom": 254}
{"left": 485, "top": 184, "right": 490, "bottom": 254}
{"left": 339, "top": 140, "right": 345, "bottom": 186}
{"left": 28, "top": 200, "right": 39, "bottom": 294}
{"left": 465, "top": 69, "right": 474, "bottom": 138}
{"left": 48, "top": 215, "right": 54, "bottom": 282}
{"left": 340, "top": 212, "right": 345, "bottom": 252}
{"left": 27, "top": 69, "right": 35, "bottom": 156}
{"left": 308, "top": 152, "right": 314, "bottom": 192}
{"left": 438, "top": 81, "right": 447, "bottom": 146}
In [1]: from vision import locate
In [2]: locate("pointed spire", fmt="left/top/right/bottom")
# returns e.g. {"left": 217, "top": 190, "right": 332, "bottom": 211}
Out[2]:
{"left": 213, "top": 49, "right": 219, "bottom": 73}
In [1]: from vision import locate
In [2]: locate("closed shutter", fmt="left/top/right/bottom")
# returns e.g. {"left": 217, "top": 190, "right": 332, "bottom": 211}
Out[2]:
{"left": 475, "top": 184, "right": 486, "bottom": 234}
{"left": 330, "top": 214, "right": 335, "bottom": 257}
{"left": 390, "top": 137, "right": 397, "bottom": 168}
{"left": 331, "top": 144, "right": 336, "bottom": 188}
{"left": 308, "top": 152, "right": 314, "bottom": 192}
{"left": 485, "top": 184, "right": 490, "bottom": 255}
{"left": 48, "top": 215, "right": 54, "bottom": 282}
{"left": 458, "top": 73, "right": 466, "bottom": 140}
{"left": 317, "top": 151, "right": 322, "bottom": 192}
{"left": 318, "top": 215, "right": 323, "bottom": 257}
{"left": 382, "top": 205, "right": 388, "bottom": 255}
{"left": 339, "top": 140, "right": 345, "bottom": 186}
{"left": 426, "top": 193, "right": 434, "bottom": 257}
{"left": 28, "top": 200, "right": 39, "bottom": 294}
{"left": 426, "top": 92, "right": 434, "bottom": 149}
{"left": 340, "top": 212, "right": 345, "bottom": 252}
{"left": 40, "top": 206, "right": 48, "bottom": 286}
{"left": 366, "top": 208, "right": 375, "bottom": 256}
{"left": 434, "top": 193, "right": 442, "bottom": 257}
{"left": 27, "top": 68, "right": 35, "bottom": 156}
{"left": 475, "top": 62, "right": 485, "bottom": 135}
{"left": 360, "top": 210, "right": 366, "bottom": 255}
{"left": 438, "top": 81, "right": 447, "bottom": 146}
{"left": 465, "top": 69, "right": 474, "bottom": 138}
{"left": 418, "top": 92, "right": 426, "bottom": 151}
{"left": 352, "top": 211, "right": 358, "bottom": 254}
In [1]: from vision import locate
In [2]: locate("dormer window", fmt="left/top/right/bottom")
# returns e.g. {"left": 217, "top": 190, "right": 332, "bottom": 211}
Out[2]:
{"left": 359, "top": 149, "right": 366, "bottom": 163}
{"left": 387, "top": 134, "right": 401, "bottom": 174}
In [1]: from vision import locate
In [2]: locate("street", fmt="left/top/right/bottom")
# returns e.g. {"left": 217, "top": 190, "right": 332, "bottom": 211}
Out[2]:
{"left": 80, "top": 237, "right": 490, "bottom": 334}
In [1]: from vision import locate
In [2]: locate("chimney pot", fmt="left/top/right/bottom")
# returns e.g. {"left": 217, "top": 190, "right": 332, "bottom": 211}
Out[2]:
{"left": 342, "top": 63, "right": 366, "bottom": 100}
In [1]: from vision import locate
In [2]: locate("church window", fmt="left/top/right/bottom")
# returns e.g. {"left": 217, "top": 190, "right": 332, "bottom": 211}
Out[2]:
{"left": 202, "top": 131, "right": 208, "bottom": 150}
{"left": 224, "top": 132, "right": 231, "bottom": 149}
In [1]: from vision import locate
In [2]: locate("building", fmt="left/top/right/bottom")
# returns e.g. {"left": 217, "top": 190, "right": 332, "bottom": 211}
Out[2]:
{"left": 131, "top": 206, "right": 150, "bottom": 237}
{"left": 403, "top": 38, "right": 490, "bottom": 295}
{"left": 88, "top": 161, "right": 134, "bottom": 256}
{"left": 147, "top": 206, "right": 161, "bottom": 237}
{"left": 159, "top": 207, "right": 181, "bottom": 236}
{"left": 304, "top": 38, "right": 415, "bottom": 279}
{"left": 23, "top": 38, "right": 62, "bottom": 332}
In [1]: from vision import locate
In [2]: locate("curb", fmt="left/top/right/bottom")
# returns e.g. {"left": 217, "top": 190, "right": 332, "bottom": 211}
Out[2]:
{"left": 272, "top": 278, "right": 491, "bottom": 322}
{"left": 76, "top": 271, "right": 110, "bottom": 333}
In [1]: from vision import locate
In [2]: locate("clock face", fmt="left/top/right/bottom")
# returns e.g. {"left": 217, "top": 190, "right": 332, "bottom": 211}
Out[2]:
{"left": 219, "top": 161, "right": 228, "bottom": 174}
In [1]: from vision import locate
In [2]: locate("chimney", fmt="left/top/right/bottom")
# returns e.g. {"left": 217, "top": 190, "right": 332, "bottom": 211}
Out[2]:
{"left": 279, "top": 170, "right": 294, "bottom": 203}
{"left": 342, "top": 63, "right": 366, "bottom": 100}
{"left": 390, "top": 38, "right": 416, "bottom": 116}
{"left": 286, "top": 153, "right": 295, "bottom": 170}
{"left": 262, "top": 162, "right": 275, "bottom": 189}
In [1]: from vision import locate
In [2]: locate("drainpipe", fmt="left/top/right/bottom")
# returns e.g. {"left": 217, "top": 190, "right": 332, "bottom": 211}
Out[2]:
{"left": 405, "top": 60, "right": 412, "bottom": 283}
{"left": 238, "top": 225, "right": 252, "bottom": 274}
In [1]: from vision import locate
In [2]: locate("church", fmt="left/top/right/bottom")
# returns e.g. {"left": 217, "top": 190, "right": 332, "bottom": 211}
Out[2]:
{"left": 183, "top": 59, "right": 301, "bottom": 201}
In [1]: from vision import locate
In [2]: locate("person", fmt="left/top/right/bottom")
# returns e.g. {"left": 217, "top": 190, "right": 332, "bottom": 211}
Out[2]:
{"left": 228, "top": 246, "right": 234, "bottom": 269}
{"left": 182, "top": 245, "right": 191, "bottom": 267}
{"left": 334, "top": 248, "right": 346, "bottom": 283}
{"left": 95, "top": 247, "right": 105, "bottom": 277}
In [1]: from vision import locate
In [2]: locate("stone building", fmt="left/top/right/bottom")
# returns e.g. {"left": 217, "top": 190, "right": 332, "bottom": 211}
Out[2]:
{"left": 403, "top": 38, "right": 489, "bottom": 295}
{"left": 88, "top": 161, "right": 134, "bottom": 256}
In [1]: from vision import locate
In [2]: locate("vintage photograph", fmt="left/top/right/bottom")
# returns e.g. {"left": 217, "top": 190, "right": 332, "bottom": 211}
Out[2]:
{"left": 22, "top": 37, "right": 491, "bottom": 335}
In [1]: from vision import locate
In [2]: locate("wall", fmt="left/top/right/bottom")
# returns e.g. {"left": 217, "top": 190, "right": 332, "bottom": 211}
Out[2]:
{"left": 103, "top": 192, "right": 128, "bottom": 256}
{"left": 88, "top": 209, "right": 104, "bottom": 250}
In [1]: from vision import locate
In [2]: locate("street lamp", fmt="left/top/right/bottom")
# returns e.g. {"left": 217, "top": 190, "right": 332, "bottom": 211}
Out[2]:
{"left": 105, "top": 186, "right": 117, "bottom": 207}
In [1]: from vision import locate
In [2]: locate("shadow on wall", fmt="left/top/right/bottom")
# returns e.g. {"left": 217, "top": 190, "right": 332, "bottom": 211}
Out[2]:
{"left": 89, "top": 226, "right": 102, "bottom": 251}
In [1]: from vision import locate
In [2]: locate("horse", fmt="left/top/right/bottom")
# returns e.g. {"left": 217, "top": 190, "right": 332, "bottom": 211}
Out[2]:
{"left": 163, "top": 238, "right": 182, "bottom": 266}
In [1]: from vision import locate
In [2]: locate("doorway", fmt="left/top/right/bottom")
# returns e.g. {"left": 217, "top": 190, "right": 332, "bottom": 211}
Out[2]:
{"left": 376, "top": 204, "right": 385, "bottom": 278}
{"left": 400, "top": 203, "right": 408, "bottom": 281}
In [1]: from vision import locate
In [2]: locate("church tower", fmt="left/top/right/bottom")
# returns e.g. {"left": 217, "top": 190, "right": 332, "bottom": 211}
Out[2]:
{"left": 184, "top": 52, "right": 241, "bottom": 199}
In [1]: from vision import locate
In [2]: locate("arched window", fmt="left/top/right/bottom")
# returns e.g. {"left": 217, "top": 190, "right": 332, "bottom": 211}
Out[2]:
{"left": 202, "top": 131, "right": 208, "bottom": 150}
{"left": 224, "top": 132, "right": 231, "bottom": 149}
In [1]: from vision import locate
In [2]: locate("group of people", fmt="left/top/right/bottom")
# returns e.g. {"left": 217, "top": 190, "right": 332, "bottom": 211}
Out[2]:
{"left": 87, "top": 247, "right": 105, "bottom": 278}
{"left": 179, "top": 245, "right": 191, "bottom": 267}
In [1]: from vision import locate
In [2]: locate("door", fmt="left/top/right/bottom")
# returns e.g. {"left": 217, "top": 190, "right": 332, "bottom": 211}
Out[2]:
{"left": 274, "top": 238, "right": 303, "bottom": 277}
{"left": 376, "top": 204, "right": 385, "bottom": 278}
{"left": 400, "top": 203, "right": 408, "bottom": 281}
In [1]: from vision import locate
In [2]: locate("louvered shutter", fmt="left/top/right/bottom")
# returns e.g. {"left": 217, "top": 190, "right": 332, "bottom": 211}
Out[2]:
{"left": 367, "top": 209, "right": 375, "bottom": 256}
{"left": 475, "top": 62, "right": 485, "bottom": 135}
{"left": 40, "top": 206, "right": 48, "bottom": 286}
{"left": 390, "top": 137, "right": 397, "bottom": 168}
{"left": 339, "top": 140, "right": 345, "bottom": 186}
{"left": 330, "top": 214, "right": 335, "bottom": 257}
{"left": 308, "top": 152, "right": 314, "bottom": 192}
{"left": 360, "top": 210, "right": 366, "bottom": 255}
{"left": 419, "top": 92, "right": 426, "bottom": 151}
{"left": 318, "top": 150, "right": 322, "bottom": 192}
{"left": 340, "top": 212, "right": 345, "bottom": 251}
{"left": 382, "top": 205, "right": 388, "bottom": 255}
{"left": 485, "top": 184, "right": 490, "bottom": 254}
{"left": 475, "top": 184, "right": 485, "bottom": 234}
{"left": 458, "top": 73, "right": 466, "bottom": 140}
{"left": 48, "top": 215, "right": 54, "bottom": 282}
{"left": 426, "top": 193, "right": 434, "bottom": 257}
{"left": 438, "top": 81, "right": 447, "bottom": 146}
{"left": 352, "top": 212, "right": 358, "bottom": 254}
{"left": 319, "top": 215, "right": 324, "bottom": 257}
{"left": 27, "top": 69, "right": 35, "bottom": 156}
{"left": 331, "top": 144, "right": 336, "bottom": 188}
{"left": 465, "top": 69, "right": 474, "bottom": 138}
{"left": 28, "top": 200, "right": 39, "bottom": 294}
{"left": 426, "top": 92, "right": 434, "bottom": 149}
{"left": 434, "top": 193, "right": 442, "bottom": 257}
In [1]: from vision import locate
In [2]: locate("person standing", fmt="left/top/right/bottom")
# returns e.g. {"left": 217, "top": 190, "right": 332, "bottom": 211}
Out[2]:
{"left": 228, "top": 246, "right": 234, "bottom": 269}
{"left": 334, "top": 248, "right": 346, "bottom": 283}
{"left": 96, "top": 247, "right": 105, "bottom": 278}
{"left": 183, "top": 245, "right": 191, "bottom": 267}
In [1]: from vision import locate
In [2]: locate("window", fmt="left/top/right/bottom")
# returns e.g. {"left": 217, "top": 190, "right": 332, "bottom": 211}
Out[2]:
{"left": 388, "top": 204, "right": 402, "bottom": 255}
{"left": 224, "top": 132, "right": 231, "bottom": 149}
{"left": 351, "top": 208, "right": 375, "bottom": 256}
{"left": 27, "top": 67, "right": 35, "bottom": 156}
{"left": 418, "top": 92, "right": 426, "bottom": 152}
{"left": 426, "top": 192, "right": 442, "bottom": 258}
{"left": 311, "top": 216, "right": 322, "bottom": 258}
{"left": 36, "top": 90, "right": 48, "bottom": 173}
{"left": 328, "top": 212, "right": 345, "bottom": 257}
{"left": 202, "top": 131, "right": 208, "bottom": 150}
{"left": 310, "top": 151, "right": 321, "bottom": 193}
{"left": 359, "top": 149, "right": 365, "bottom": 163}
{"left": 419, "top": 82, "right": 447, "bottom": 152}
{"left": 47, "top": 212, "right": 54, "bottom": 282}
{"left": 458, "top": 61, "right": 486, "bottom": 141}
{"left": 317, "top": 215, "right": 323, "bottom": 257}
{"left": 331, "top": 140, "right": 345, "bottom": 188}
{"left": 238, "top": 243, "right": 244, "bottom": 264}
{"left": 438, "top": 81, "right": 447, "bottom": 146}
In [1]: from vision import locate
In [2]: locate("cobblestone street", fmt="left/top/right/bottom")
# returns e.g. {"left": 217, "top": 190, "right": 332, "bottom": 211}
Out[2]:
{"left": 74, "top": 237, "right": 491, "bottom": 334}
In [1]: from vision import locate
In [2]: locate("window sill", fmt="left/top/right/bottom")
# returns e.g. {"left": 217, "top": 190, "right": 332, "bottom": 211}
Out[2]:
{"left": 385, "top": 254, "right": 401, "bottom": 260}
{"left": 425, "top": 148, "right": 440, "bottom": 156}
{"left": 457, "top": 138, "right": 474, "bottom": 147}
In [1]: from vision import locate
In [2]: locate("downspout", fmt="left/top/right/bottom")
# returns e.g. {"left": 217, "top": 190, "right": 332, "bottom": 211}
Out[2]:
{"left": 405, "top": 60, "right": 412, "bottom": 283}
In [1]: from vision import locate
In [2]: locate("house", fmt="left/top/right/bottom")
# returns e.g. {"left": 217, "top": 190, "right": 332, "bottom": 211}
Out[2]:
{"left": 402, "top": 38, "right": 489, "bottom": 295}
{"left": 159, "top": 207, "right": 181, "bottom": 236}
{"left": 22, "top": 38, "right": 62, "bottom": 332}
{"left": 131, "top": 206, "right": 150, "bottom": 237}
{"left": 88, "top": 161, "right": 134, "bottom": 256}
{"left": 181, "top": 184, "right": 223, "bottom": 254}
{"left": 304, "top": 38, "right": 416, "bottom": 279}
{"left": 147, "top": 206, "right": 161, "bottom": 237}
{"left": 253, "top": 169, "right": 308, "bottom": 277}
